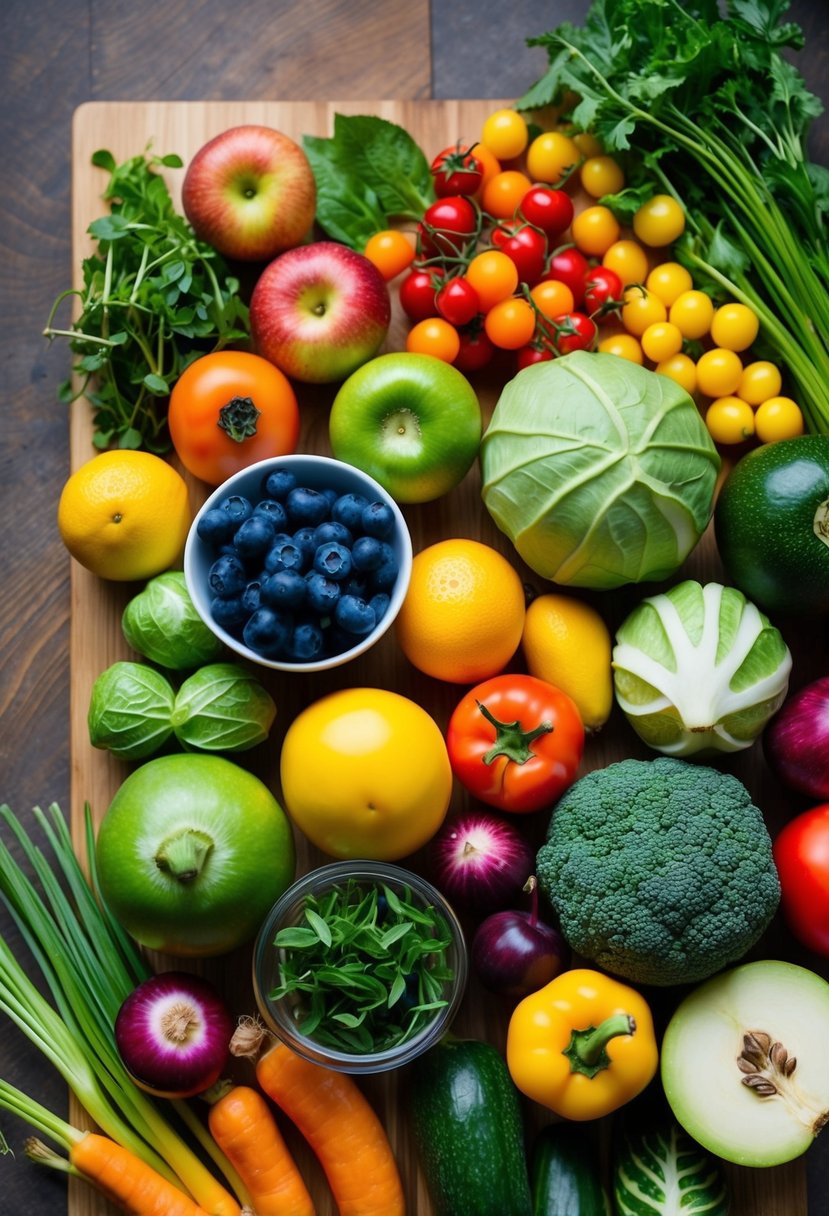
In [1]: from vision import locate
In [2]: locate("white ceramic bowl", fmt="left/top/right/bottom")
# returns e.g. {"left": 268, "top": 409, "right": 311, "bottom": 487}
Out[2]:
{"left": 183, "top": 454, "right": 412, "bottom": 673}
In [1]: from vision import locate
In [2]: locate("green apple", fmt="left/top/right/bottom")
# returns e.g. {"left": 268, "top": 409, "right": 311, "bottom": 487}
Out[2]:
{"left": 661, "top": 960, "right": 829, "bottom": 1167}
{"left": 328, "top": 352, "right": 482, "bottom": 504}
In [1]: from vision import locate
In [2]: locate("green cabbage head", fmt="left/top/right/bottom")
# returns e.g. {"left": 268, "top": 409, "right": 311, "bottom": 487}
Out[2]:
{"left": 480, "top": 352, "right": 720, "bottom": 589}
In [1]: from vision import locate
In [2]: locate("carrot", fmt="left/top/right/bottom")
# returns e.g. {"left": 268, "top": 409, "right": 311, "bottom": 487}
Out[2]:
{"left": 231, "top": 1020, "right": 405, "bottom": 1216}
{"left": 207, "top": 1082, "right": 316, "bottom": 1216}
{"left": 70, "top": 1132, "right": 213, "bottom": 1216}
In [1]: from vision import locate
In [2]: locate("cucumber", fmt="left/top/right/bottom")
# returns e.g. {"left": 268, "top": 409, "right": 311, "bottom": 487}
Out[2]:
{"left": 530, "top": 1122, "right": 611, "bottom": 1216}
{"left": 409, "top": 1037, "right": 532, "bottom": 1216}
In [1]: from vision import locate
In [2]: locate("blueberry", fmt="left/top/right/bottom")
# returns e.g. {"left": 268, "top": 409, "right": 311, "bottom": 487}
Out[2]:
{"left": 210, "top": 595, "right": 247, "bottom": 629}
{"left": 254, "top": 499, "right": 289, "bottom": 531}
{"left": 361, "top": 500, "right": 396, "bottom": 540}
{"left": 292, "top": 526, "right": 318, "bottom": 565}
{"left": 334, "top": 594, "right": 376, "bottom": 636}
{"left": 331, "top": 492, "right": 369, "bottom": 531}
{"left": 305, "top": 571, "right": 341, "bottom": 615}
{"left": 286, "top": 621, "right": 325, "bottom": 662}
{"left": 371, "top": 542, "right": 400, "bottom": 591}
{"left": 369, "top": 591, "right": 391, "bottom": 621}
{"left": 241, "top": 580, "right": 262, "bottom": 614}
{"left": 313, "top": 520, "right": 353, "bottom": 548}
{"left": 285, "top": 486, "right": 330, "bottom": 528}
{"left": 264, "top": 535, "right": 306, "bottom": 574}
{"left": 233, "top": 514, "right": 276, "bottom": 560}
{"left": 351, "top": 535, "right": 384, "bottom": 572}
{"left": 321, "top": 487, "right": 339, "bottom": 510}
{"left": 343, "top": 575, "right": 370, "bottom": 600}
{"left": 262, "top": 469, "right": 297, "bottom": 501}
{"left": 313, "top": 542, "right": 353, "bottom": 581}
{"left": 222, "top": 494, "right": 253, "bottom": 524}
{"left": 197, "top": 507, "right": 236, "bottom": 546}
{"left": 260, "top": 568, "right": 307, "bottom": 611}
{"left": 243, "top": 607, "right": 293, "bottom": 657}
{"left": 208, "top": 553, "right": 248, "bottom": 598}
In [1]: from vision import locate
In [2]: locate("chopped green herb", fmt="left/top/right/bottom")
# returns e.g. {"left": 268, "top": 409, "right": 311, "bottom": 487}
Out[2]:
{"left": 269, "top": 878, "right": 455, "bottom": 1055}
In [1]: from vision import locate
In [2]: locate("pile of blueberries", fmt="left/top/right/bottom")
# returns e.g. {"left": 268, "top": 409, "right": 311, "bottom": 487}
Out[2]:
{"left": 196, "top": 467, "right": 401, "bottom": 663}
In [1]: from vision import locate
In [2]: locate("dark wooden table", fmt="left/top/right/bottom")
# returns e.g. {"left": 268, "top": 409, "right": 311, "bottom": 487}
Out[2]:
{"left": 2, "top": 2, "right": 828, "bottom": 1213}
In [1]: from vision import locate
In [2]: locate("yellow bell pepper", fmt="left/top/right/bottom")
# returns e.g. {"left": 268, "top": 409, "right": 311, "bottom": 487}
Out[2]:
{"left": 505, "top": 968, "right": 658, "bottom": 1120}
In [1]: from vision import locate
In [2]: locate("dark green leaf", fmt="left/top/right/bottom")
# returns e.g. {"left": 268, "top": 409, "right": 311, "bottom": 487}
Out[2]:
{"left": 143, "top": 373, "right": 169, "bottom": 395}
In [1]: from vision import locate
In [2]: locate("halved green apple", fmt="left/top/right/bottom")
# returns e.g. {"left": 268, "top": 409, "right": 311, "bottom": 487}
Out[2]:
{"left": 661, "top": 960, "right": 829, "bottom": 1167}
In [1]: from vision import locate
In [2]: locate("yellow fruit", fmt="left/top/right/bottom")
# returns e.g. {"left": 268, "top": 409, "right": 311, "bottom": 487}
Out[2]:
{"left": 521, "top": 593, "right": 613, "bottom": 731}
{"left": 57, "top": 450, "right": 191, "bottom": 581}
{"left": 395, "top": 538, "right": 525, "bottom": 684}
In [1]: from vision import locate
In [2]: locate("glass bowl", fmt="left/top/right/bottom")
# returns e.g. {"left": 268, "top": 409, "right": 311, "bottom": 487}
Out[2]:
{"left": 183, "top": 453, "right": 413, "bottom": 673}
{"left": 252, "top": 860, "right": 468, "bottom": 1073}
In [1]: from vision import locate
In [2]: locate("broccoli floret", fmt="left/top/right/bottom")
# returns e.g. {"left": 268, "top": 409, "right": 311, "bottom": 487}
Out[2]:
{"left": 535, "top": 756, "right": 780, "bottom": 987}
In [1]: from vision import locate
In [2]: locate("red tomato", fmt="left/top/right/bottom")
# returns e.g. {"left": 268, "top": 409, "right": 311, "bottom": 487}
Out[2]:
{"left": 492, "top": 224, "right": 547, "bottom": 286}
{"left": 548, "top": 247, "right": 590, "bottom": 306}
{"left": 399, "top": 266, "right": 442, "bottom": 321}
{"left": 519, "top": 185, "right": 574, "bottom": 236}
{"left": 419, "top": 196, "right": 478, "bottom": 258}
{"left": 516, "top": 343, "right": 554, "bottom": 371}
{"left": 583, "top": 265, "right": 624, "bottom": 316}
{"left": 436, "top": 276, "right": 481, "bottom": 326}
{"left": 168, "top": 351, "right": 299, "bottom": 487}
{"left": 446, "top": 674, "right": 585, "bottom": 814}
{"left": 549, "top": 311, "right": 598, "bottom": 355}
{"left": 453, "top": 325, "right": 495, "bottom": 373}
{"left": 773, "top": 804, "right": 829, "bottom": 955}
{"left": 431, "top": 144, "right": 484, "bottom": 197}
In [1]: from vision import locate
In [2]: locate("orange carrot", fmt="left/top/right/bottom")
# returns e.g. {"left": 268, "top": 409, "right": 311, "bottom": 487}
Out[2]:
{"left": 207, "top": 1083, "right": 316, "bottom": 1216}
{"left": 231, "top": 1021, "right": 405, "bottom": 1216}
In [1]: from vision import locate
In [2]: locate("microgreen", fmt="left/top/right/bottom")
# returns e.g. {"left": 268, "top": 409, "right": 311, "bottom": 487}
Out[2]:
{"left": 269, "top": 878, "right": 455, "bottom": 1054}
{"left": 43, "top": 146, "right": 250, "bottom": 453}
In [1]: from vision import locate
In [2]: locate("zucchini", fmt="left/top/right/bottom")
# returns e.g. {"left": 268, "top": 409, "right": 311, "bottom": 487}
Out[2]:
{"left": 409, "top": 1037, "right": 532, "bottom": 1216}
{"left": 530, "top": 1122, "right": 611, "bottom": 1216}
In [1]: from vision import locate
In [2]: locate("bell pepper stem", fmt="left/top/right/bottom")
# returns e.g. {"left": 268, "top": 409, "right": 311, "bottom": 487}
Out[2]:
{"left": 562, "top": 1013, "right": 636, "bottom": 1079}
{"left": 477, "top": 700, "right": 553, "bottom": 766}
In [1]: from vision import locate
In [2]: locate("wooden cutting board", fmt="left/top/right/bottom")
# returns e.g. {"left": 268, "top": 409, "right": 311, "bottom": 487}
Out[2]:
{"left": 67, "top": 100, "right": 809, "bottom": 1216}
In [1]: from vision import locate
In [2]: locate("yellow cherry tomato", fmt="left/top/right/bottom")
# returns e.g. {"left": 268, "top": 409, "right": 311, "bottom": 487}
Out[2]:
{"left": 406, "top": 317, "right": 461, "bottom": 363}
{"left": 602, "top": 239, "right": 650, "bottom": 286}
{"left": 640, "top": 321, "right": 683, "bottom": 363}
{"left": 737, "top": 360, "right": 783, "bottom": 405}
{"left": 705, "top": 396, "right": 756, "bottom": 445}
{"left": 709, "top": 302, "right": 760, "bottom": 352}
{"left": 484, "top": 296, "right": 537, "bottom": 350}
{"left": 621, "top": 287, "right": 667, "bottom": 337}
{"left": 571, "top": 131, "right": 604, "bottom": 158}
{"left": 598, "top": 332, "right": 644, "bottom": 364}
{"left": 363, "top": 229, "right": 415, "bottom": 281}
{"left": 531, "top": 278, "right": 576, "bottom": 320}
{"left": 481, "top": 108, "right": 529, "bottom": 161}
{"left": 655, "top": 352, "right": 697, "bottom": 394}
{"left": 580, "top": 155, "right": 625, "bottom": 198}
{"left": 526, "top": 130, "right": 581, "bottom": 184}
{"left": 645, "top": 262, "right": 694, "bottom": 308}
{"left": 465, "top": 249, "right": 519, "bottom": 312}
{"left": 754, "top": 396, "right": 805, "bottom": 443}
{"left": 279, "top": 687, "right": 453, "bottom": 861}
{"left": 470, "top": 142, "right": 502, "bottom": 194}
{"left": 668, "top": 290, "right": 715, "bottom": 340}
{"left": 632, "top": 194, "right": 686, "bottom": 246}
{"left": 695, "top": 348, "right": 744, "bottom": 398}
{"left": 571, "top": 205, "right": 621, "bottom": 257}
{"left": 482, "top": 169, "right": 533, "bottom": 219}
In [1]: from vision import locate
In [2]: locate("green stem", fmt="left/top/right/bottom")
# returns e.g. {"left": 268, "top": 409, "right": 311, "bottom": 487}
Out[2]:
{"left": 477, "top": 700, "right": 553, "bottom": 766}
{"left": 562, "top": 1013, "right": 635, "bottom": 1078}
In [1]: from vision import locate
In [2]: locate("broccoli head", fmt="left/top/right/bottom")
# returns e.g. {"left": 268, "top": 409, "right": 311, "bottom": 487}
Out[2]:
{"left": 535, "top": 756, "right": 780, "bottom": 986}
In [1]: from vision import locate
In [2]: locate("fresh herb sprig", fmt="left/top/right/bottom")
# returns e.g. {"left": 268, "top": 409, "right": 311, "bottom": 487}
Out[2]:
{"left": 518, "top": 0, "right": 829, "bottom": 432}
{"left": 44, "top": 147, "right": 250, "bottom": 452}
{"left": 270, "top": 878, "right": 455, "bottom": 1055}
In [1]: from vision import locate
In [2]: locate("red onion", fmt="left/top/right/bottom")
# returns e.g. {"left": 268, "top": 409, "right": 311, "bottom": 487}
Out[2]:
{"left": 471, "top": 878, "right": 568, "bottom": 998}
{"left": 115, "top": 971, "right": 234, "bottom": 1098}
{"left": 429, "top": 809, "right": 534, "bottom": 916}
{"left": 764, "top": 676, "right": 829, "bottom": 801}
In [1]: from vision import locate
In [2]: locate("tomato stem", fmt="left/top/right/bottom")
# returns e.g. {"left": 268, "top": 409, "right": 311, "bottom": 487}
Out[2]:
{"left": 477, "top": 700, "right": 553, "bottom": 766}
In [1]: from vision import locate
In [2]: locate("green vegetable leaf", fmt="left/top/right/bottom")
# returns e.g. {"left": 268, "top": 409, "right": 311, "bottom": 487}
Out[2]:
{"left": 302, "top": 134, "right": 387, "bottom": 249}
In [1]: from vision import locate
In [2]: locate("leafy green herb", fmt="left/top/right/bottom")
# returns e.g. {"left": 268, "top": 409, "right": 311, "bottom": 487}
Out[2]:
{"left": 303, "top": 114, "right": 435, "bottom": 250}
{"left": 269, "top": 878, "right": 455, "bottom": 1054}
{"left": 518, "top": 0, "right": 829, "bottom": 433}
{"left": 44, "top": 147, "right": 250, "bottom": 453}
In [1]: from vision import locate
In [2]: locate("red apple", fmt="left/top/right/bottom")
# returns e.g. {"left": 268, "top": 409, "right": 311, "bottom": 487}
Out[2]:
{"left": 182, "top": 124, "right": 316, "bottom": 262}
{"left": 250, "top": 242, "right": 391, "bottom": 384}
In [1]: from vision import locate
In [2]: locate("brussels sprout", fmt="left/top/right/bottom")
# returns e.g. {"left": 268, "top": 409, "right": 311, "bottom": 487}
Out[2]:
{"left": 480, "top": 352, "right": 720, "bottom": 590}
{"left": 88, "top": 661, "right": 175, "bottom": 760}
{"left": 172, "top": 663, "right": 276, "bottom": 752}
{"left": 612, "top": 580, "right": 792, "bottom": 756}
{"left": 122, "top": 571, "right": 224, "bottom": 669}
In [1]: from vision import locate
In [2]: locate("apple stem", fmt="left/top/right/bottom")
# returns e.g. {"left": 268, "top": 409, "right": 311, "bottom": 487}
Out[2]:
{"left": 155, "top": 829, "right": 214, "bottom": 883}
{"left": 218, "top": 396, "right": 261, "bottom": 443}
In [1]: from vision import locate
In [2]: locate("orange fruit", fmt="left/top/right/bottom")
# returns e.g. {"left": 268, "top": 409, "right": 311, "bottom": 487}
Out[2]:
{"left": 395, "top": 538, "right": 526, "bottom": 684}
{"left": 57, "top": 450, "right": 191, "bottom": 581}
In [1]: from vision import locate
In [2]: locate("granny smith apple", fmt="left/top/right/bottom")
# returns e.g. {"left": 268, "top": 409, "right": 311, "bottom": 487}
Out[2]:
{"left": 182, "top": 124, "right": 316, "bottom": 262}
{"left": 329, "top": 352, "right": 482, "bottom": 503}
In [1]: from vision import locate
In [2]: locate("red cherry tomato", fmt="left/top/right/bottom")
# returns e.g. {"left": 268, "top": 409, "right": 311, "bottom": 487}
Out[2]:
{"left": 493, "top": 224, "right": 548, "bottom": 287}
{"left": 583, "top": 265, "right": 624, "bottom": 316}
{"left": 436, "top": 276, "right": 481, "bottom": 326}
{"left": 446, "top": 674, "right": 585, "bottom": 814}
{"left": 431, "top": 144, "right": 484, "bottom": 197}
{"left": 419, "top": 196, "right": 478, "bottom": 258}
{"left": 548, "top": 247, "right": 590, "bottom": 306}
{"left": 549, "top": 311, "right": 598, "bottom": 355}
{"left": 516, "top": 344, "right": 554, "bottom": 371}
{"left": 453, "top": 324, "right": 495, "bottom": 373}
{"left": 519, "top": 185, "right": 575, "bottom": 237}
{"left": 399, "top": 266, "right": 442, "bottom": 321}
{"left": 773, "top": 804, "right": 829, "bottom": 955}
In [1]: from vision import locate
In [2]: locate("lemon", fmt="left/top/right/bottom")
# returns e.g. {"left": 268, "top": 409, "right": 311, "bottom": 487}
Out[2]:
{"left": 521, "top": 593, "right": 613, "bottom": 731}
{"left": 57, "top": 450, "right": 191, "bottom": 581}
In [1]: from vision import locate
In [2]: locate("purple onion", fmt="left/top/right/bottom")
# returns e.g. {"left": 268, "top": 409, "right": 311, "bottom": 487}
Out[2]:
{"left": 764, "top": 676, "right": 829, "bottom": 801}
{"left": 429, "top": 809, "right": 534, "bottom": 917}
{"left": 471, "top": 879, "right": 569, "bottom": 998}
